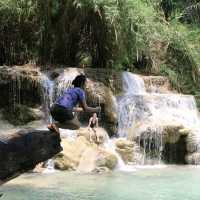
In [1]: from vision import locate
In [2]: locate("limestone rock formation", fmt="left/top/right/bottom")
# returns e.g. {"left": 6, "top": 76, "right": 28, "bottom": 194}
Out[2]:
{"left": 83, "top": 76, "right": 119, "bottom": 136}
{"left": 0, "top": 129, "right": 62, "bottom": 182}
{"left": 115, "top": 138, "right": 134, "bottom": 163}
{"left": 53, "top": 134, "right": 117, "bottom": 173}
{"left": 77, "top": 127, "right": 108, "bottom": 144}
{"left": 0, "top": 65, "right": 42, "bottom": 108}
{"left": 127, "top": 120, "right": 193, "bottom": 163}
{"left": 51, "top": 67, "right": 121, "bottom": 136}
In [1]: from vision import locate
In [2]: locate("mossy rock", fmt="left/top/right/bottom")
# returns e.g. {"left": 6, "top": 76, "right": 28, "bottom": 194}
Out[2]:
{"left": 2, "top": 104, "right": 41, "bottom": 125}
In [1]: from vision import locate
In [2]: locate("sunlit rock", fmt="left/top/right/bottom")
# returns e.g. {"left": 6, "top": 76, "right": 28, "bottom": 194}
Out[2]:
{"left": 77, "top": 127, "right": 108, "bottom": 144}
{"left": 95, "top": 149, "right": 117, "bottom": 170}
{"left": 54, "top": 136, "right": 117, "bottom": 172}
{"left": 54, "top": 153, "right": 75, "bottom": 170}
{"left": 115, "top": 139, "right": 134, "bottom": 163}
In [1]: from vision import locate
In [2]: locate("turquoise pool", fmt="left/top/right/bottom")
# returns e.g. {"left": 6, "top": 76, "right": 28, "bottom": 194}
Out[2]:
{"left": 0, "top": 166, "right": 200, "bottom": 200}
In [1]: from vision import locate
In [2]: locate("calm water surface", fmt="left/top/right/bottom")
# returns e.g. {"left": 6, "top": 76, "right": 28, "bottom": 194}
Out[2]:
{"left": 0, "top": 166, "right": 200, "bottom": 200}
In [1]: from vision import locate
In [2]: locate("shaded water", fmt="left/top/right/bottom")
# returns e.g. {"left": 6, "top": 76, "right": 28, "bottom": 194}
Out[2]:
{"left": 1, "top": 166, "right": 200, "bottom": 200}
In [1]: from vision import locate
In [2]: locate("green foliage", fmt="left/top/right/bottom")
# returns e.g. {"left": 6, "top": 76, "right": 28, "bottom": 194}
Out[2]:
{"left": 0, "top": 0, "right": 200, "bottom": 110}
{"left": 0, "top": 0, "right": 38, "bottom": 65}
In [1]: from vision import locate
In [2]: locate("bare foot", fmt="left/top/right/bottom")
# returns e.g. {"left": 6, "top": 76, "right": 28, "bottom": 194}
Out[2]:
{"left": 47, "top": 124, "right": 60, "bottom": 135}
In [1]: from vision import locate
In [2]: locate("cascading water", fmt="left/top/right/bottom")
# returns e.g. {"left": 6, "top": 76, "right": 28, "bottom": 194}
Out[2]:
{"left": 117, "top": 72, "right": 200, "bottom": 165}
{"left": 40, "top": 74, "right": 55, "bottom": 123}
{"left": 39, "top": 69, "right": 200, "bottom": 168}
{"left": 117, "top": 72, "right": 146, "bottom": 137}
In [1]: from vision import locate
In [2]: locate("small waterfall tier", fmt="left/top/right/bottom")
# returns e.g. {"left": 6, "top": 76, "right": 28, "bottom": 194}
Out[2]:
{"left": 117, "top": 72, "right": 200, "bottom": 165}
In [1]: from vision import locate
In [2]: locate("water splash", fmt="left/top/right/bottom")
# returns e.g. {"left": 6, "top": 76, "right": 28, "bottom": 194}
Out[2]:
{"left": 43, "top": 159, "right": 56, "bottom": 174}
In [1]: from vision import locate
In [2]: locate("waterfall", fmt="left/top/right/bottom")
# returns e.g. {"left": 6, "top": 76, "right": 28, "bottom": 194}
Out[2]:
{"left": 117, "top": 72, "right": 200, "bottom": 164}
{"left": 117, "top": 72, "right": 146, "bottom": 137}
{"left": 40, "top": 74, "right": 55, "bottom": 123}
{"left": 39, "top": 69, "right": 200, "bottom": 167}
{"left": 122, "top": 72, "right": 146, "bottom": 94}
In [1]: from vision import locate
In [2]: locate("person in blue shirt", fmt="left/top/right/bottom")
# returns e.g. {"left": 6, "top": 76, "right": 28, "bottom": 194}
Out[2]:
{"left": 48, "top": 74, "right": 100, "bottom": 134}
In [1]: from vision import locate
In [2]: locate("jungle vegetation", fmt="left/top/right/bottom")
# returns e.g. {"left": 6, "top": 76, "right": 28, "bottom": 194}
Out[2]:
{"left": 0, "top": 0, "right": 200, "bottom": 107}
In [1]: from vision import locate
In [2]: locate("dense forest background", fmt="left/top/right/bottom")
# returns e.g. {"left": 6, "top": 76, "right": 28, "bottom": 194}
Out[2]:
{"left": 0, "top": 0, "right": 200, "bottom": 107}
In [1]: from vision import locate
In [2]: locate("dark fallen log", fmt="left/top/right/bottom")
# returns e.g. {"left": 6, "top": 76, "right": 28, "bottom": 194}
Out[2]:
{"left": 0, "top": 129, "right": 62, "bottom": 183}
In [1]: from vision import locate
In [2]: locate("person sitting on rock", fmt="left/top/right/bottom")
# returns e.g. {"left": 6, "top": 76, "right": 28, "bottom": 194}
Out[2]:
{"left": 48, "top": 74, "right": 101, "bottom": 134}
{"left": 87, "top": 113, "right": 99, "bottom": 142}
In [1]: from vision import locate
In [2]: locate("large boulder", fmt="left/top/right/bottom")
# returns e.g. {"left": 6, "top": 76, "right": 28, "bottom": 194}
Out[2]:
{"left": 53, "top": 135, "right": 117, "bottom": 173}
{"left": 0, "top": 129, "right": 62, "bottom": 182}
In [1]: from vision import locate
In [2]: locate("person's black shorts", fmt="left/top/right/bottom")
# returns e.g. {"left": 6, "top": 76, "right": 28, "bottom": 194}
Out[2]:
{"left": 50, "top": 104, "right": 74, "bottom": 123}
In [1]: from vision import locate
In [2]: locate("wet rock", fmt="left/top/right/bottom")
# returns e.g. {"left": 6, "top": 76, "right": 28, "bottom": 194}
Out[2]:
{"left": 92, "top": 166, "right": 111, "bottom": 173}
{"left": 54, "top": 153, "right": 75, "bottom": 170}
{"left": 115, "top": 139, "right": 134, "bottom": 163}
{"left": 186, "top": 152, "right": 200, "bottom": 165}
{"left": 130, "top": 120, "right": 190, "bottom": 145}
{"left": 128, "top": 120, "right": 192, "bottom": 164}
{"left": 95, "top": 149, "right": 117, "bottom": 170}
{"left": 163, "top": 135, "right": 188, "bottom": 164}
{"left": 0, "top": 129, "right": 62, "bottom": 182}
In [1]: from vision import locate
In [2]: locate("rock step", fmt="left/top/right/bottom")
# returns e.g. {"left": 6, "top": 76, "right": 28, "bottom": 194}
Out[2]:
{"left": 0, "top": 129, "right": 62, "bottom": 183}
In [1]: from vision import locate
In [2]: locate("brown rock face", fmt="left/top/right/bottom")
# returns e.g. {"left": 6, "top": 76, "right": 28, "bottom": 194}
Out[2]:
{"left": 142, "top": 76, "right": 172, "bottom": 93}
{"left": 0, "top": 129, "right": 62, "bottom": 182}
{"left": 84, "top": 79, "right": 118, "bottom": 136}
{"left": 0, "top": 65, "right": 43, "bottom": 108}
